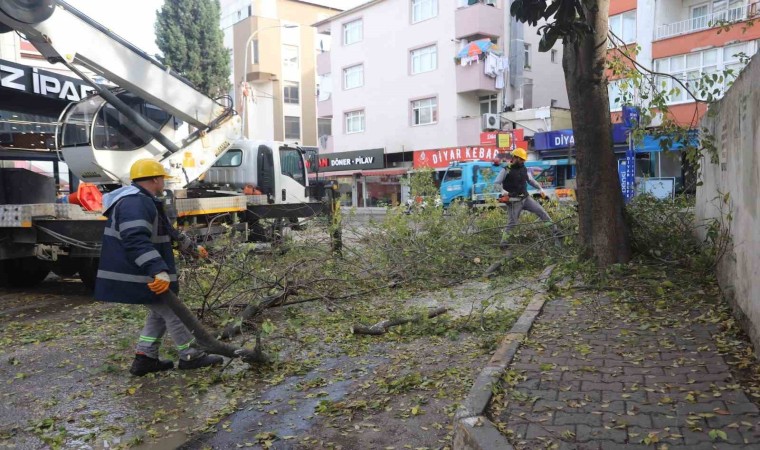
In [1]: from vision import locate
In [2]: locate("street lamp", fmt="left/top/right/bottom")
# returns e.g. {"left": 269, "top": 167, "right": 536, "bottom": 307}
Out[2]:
{"left": 240, "top": 24, "right": 298, "bottom": 136}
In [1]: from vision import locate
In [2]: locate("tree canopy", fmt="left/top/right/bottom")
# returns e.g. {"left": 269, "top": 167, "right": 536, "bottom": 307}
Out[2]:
{"left": 155, "top": 0, "right": 230, "bottom": 97}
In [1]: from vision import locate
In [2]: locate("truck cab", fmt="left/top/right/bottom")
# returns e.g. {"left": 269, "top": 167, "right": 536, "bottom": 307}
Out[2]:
{"left": 439, "top": 161, "right": 501, "bottom": 207}
{"left": 439, "top": 159, "right": 577, "bottom": 207}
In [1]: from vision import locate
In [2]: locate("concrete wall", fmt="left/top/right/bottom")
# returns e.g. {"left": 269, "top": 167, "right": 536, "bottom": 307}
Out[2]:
{"left": 697, "top": 54, "right": 760, "bottom": 354}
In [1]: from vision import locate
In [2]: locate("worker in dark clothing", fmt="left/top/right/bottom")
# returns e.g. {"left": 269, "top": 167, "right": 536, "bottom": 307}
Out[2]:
{"left": 95, "top": 159, "right": 222, "bottom": 376}
{"left": 493, "top": 148, "right": 558, "bottom": 249}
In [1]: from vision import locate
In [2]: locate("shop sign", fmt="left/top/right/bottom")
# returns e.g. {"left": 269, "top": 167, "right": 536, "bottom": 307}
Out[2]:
{"left": 414, "top": 146, "right": 501, "bottom": 169}
{"left": 618, "top": 149, "right": 636, "bottom": 203}
{"left": 480, "top": 132, "right": 498, "bottom": 145}
{"left": 306, "top": 147, "right": 384, "bottom": 173}
{"left": 0, "top": 58, "right": 95, "bottom": 101}
{"left": 480, "top": 129, "right": 524, "bottom": 149}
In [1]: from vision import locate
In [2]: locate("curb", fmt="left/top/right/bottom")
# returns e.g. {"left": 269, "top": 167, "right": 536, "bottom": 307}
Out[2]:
{"left": 452, "top": 264, "right": 555, "bottom": 450}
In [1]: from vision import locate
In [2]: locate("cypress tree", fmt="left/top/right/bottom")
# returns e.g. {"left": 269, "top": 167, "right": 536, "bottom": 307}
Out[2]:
{"left": 155, "top": 0, "right": 230, "bottom": 97}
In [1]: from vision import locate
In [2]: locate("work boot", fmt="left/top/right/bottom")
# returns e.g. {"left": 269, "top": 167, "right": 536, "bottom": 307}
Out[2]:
{"left": 129, "top": 353, "right": 174, "bottom": 377}
{"left": 178, "top": 353, "right": 224, "bottom": 370}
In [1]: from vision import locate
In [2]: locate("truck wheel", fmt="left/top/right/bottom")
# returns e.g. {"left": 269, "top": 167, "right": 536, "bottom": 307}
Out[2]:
{"left": 1, "top": 258, "right": 51, "bottom": 288}
{"left": 78, "top": 258, "right": 98, "bottom": 291}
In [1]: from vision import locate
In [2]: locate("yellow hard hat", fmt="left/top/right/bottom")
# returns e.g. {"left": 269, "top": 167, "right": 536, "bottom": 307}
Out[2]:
{"left": 511, "top": 148, "right": 528, "bottom": 160}
{"left": 130, "top": 159, "right": 169, "bottom": 180}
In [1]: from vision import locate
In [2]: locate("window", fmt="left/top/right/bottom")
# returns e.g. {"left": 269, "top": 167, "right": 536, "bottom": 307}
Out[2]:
{"left": 411, "top": 44, "right": 437, "bottom": 74}
{"left": 345, "top": 110, "right": 365, "bottom": 134}
{"left": 690, "top": 4, "right": 710, "bottom": 30}
{"left": 213, "top": 149, "right": 243, "bottom": 167}
{"left": 343, "top": 64, "right": 364, "bottom": 89}
{"left": 343, "top": 19, "right": 363, "bottom": 45}
{"left": 284, "top": 116, "right": 300, "bottom": 140}
{"left": 524, "top": 43, "right": 531, "bottom": 69}
{"left": 607, "top": 79, "right": 633, "bottom": 110}
{"left": 280, "top": 147, "right": 306, "bottom": 186}
{"left": 412, "top": 0, "right": 438, "bottom": 23}
{"left": 283, "top": 82, "right": 299, "bottom": 104}
{"left": 609, "top": 10, "right": 637, "bottom": 44}
{"left": 443, "top": 168, "right": 462, "bottom": 182}
{"left": 318, "top": 118, "right": 332, "bottom": 138}
{"left": 551, "top": 49, "right": 558, "bottom": 63}
{"left": 411, "top": 97, "right": 437, "bottom": 126}
{"left": 251, "top": 40, "right": 259, "bottom": 64}
{"left": 283, "top": 45, "right": 299, "bottom": 68}
{"left": 479, "top": 95, "right": 498, "bottom": 115}
{"left": 653, "top": 41, "right": 757, "bottom": 104}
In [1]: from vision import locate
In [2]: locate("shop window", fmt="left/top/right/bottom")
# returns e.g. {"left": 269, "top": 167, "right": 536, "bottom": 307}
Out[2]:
{"left": 365, "top": 175, "right": 402, "bottom": 207}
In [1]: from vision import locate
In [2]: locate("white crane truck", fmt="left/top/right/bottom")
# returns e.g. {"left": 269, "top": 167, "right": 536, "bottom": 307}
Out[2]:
{"left": 0, "top": 0, "right": 328, "bottom": 288}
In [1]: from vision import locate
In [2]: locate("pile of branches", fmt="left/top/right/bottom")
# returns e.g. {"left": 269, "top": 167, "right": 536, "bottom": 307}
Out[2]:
{"left": 176, "top": 197, "right": 578, "bottom": 351}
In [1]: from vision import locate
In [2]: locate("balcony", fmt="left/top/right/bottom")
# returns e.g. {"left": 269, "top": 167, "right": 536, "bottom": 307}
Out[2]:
{"left": 456, "top": 64, "right": 499, "bottom": 94}
{"left": 455, "top": 1, "right": 503, "bottom": 40}
{"left": 656, "top": 2, "right": 759, "bottom": 40}
{"left": 456, "top": 116, "right": 483, "bottom": 147}
{"left": 317, "top": 97, "right": 332, "bottom": 118}
{"left": 317, "top": 51, "right": 330, "bottom": 76}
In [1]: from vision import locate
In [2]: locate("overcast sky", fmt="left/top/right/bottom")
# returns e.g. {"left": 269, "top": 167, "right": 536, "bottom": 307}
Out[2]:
{"left": 66, "top": 0, "right": 370, "bottom": 57}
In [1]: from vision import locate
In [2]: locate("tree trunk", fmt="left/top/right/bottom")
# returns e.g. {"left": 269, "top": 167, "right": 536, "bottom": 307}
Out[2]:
{"left": 562, "top": 0, "right": 631, "bottom": 266}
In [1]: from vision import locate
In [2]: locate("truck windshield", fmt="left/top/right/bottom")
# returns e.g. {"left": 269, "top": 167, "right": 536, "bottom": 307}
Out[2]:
{"left": 279, "top": 147, "right": 306, "bottom": 186}
{"left": 443, "top": 168, "right": 462, "bottom": 182}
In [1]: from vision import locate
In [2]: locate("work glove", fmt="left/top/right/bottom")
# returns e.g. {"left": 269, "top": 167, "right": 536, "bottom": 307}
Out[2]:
{"left": 498, "top": 194, "right": 510, "bottom": 203}
{"left": 196, "top": 245, "right": 208, "bottom": 259}
{"left": 540, "top": 189, "right": 547, "bottom": 199}
{"left": 148, "top": 272, "right": 171, "bottom": 295}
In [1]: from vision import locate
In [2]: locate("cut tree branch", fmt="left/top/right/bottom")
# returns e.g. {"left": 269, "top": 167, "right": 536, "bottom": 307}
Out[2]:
{"left": 351, "top": 306, "right": 449, "bottom": 335}
{"left": 160, "top": 290, "right": 270, "bottom": 364}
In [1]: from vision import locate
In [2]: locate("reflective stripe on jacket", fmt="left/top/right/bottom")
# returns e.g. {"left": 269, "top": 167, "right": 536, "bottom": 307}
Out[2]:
{"left": 94, "top": 184, "right": 179, "bottom": 304}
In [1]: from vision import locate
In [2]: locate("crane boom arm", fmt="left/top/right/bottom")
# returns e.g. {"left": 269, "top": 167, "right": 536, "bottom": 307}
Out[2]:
{"left": 0, "top": 0, "right": 220, "bottom": 128}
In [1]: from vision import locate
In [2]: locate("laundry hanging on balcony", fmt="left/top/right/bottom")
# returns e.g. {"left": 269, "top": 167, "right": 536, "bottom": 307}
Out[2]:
{"left": 455, "top": 38, "right": 501, "bottom": 66}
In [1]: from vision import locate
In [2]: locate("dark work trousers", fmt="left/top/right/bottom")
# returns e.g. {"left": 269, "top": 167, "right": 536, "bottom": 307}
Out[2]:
{"left": 135, "top": 300, "right": 202, "bottom": 361}
{"left": 502, "top": 196, "right": 557, "bottom": 244}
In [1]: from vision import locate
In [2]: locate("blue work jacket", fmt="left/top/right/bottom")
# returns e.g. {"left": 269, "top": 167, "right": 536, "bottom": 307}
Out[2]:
{"left": 94, "top": 184, "right": 179, "bottom": 304}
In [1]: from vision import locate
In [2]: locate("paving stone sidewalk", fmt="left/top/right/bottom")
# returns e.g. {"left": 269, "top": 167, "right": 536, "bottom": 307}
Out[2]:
{"left": 491, "top": 296, "right": 760, "bottom": 449}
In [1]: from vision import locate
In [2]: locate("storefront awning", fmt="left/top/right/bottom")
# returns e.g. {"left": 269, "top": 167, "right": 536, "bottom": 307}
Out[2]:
{"left": 308, "top": 169, "right": 360, "bottom": 178}
{"left": 361, "top": 168, "right": 408, "bottom": 176}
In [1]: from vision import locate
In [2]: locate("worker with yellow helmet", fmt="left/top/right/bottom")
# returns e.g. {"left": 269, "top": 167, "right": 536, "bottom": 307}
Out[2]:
{"left": 494, "top": 148, "right": 559, "bottom": 249}
{"left": 94, "top": 159, "right": 222, "bottom": 376}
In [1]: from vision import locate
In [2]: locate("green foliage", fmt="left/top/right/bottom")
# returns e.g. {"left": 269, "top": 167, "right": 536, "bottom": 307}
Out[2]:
{"left": 625, "top": 193, "right": 731, "bottom": 273}
{"left": 155, "top": 0, "right": 231, "bottom": 96}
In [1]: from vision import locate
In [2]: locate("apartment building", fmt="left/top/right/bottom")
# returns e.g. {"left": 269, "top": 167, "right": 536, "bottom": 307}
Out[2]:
{"left": 312, "top": 0, "right": 569, "bottom": 206}
{"left": 220, "top": 0, "right": 344, "bottom": 146}
{"left": 608, "top": 0, "right": 759, "bottom": 125}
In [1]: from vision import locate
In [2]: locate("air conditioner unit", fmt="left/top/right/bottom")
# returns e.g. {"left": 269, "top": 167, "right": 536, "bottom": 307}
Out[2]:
{"left": 482, "top": 113, "right": 500, "bottom": 131}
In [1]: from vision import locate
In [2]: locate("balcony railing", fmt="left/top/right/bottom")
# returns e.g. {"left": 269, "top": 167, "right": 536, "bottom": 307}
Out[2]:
{"left": 656, "top": 2, "right": 759, "bottom": 40}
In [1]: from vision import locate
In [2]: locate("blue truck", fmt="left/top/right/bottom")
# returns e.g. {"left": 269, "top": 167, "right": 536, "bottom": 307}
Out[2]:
{"left": 439, "top": 159, "right": 576, "bottom": 208}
